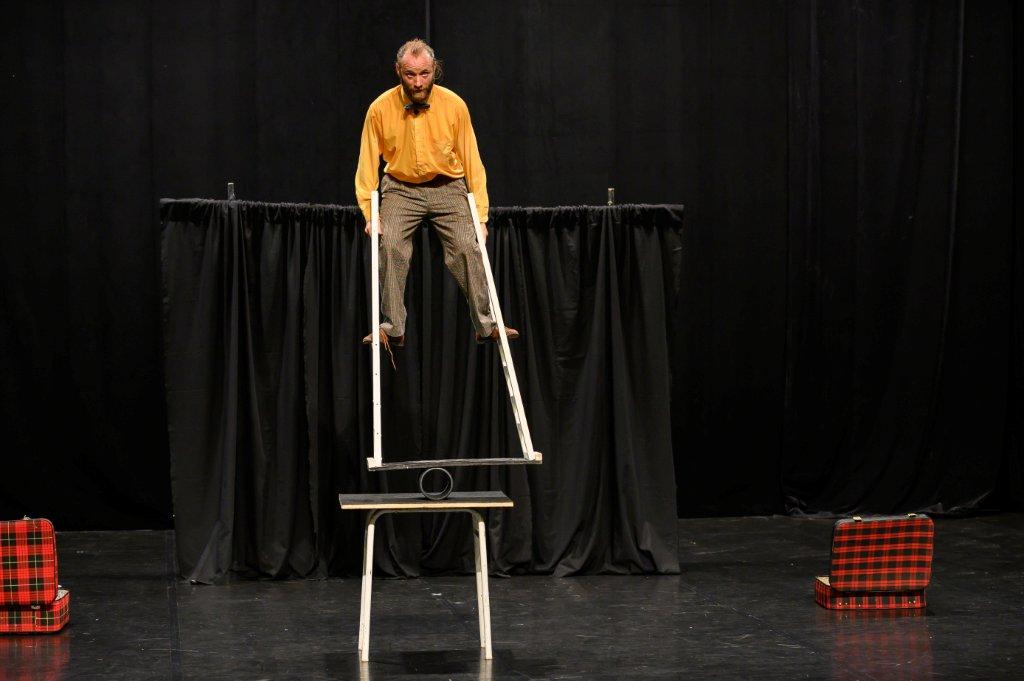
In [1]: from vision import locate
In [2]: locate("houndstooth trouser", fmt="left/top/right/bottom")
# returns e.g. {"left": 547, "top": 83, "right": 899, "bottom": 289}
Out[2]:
{"left": 377, "top": 174, "right": 494, "bottom": 338}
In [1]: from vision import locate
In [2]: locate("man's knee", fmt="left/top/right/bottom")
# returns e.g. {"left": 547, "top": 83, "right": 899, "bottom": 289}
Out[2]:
{"left": 381, "top": 238, "right": 410, "bottom": 267}
{"left": 448, "top": 229, "right": 479, "bottom": 258}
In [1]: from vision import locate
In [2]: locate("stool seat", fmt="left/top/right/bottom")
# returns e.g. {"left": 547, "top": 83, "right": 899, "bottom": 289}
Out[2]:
{"left": 339, "top": 491, "right": 514, "bottom": 509}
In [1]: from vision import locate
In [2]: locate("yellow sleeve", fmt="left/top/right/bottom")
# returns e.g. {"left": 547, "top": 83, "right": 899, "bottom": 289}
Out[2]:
{"left": 455, "top": 103, "right": 489, "bottom": 223}
{"left": 354, "top": 106, "right": 382, "bottom": 222}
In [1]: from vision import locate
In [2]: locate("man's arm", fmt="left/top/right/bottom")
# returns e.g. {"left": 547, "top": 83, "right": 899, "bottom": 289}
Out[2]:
{"left": 455, "top": 103, "right": 489, "bottom": 228}
{"left": 355, "top": 107, "right": 382, "bottom": 232}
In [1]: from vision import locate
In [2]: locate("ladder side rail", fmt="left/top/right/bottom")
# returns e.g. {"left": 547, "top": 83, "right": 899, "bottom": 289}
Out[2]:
{"left": 466, "top": 194, "right": 537, "bottom": 460}
{"left": 369, "top": 190, "right": 383, "bottom": 468}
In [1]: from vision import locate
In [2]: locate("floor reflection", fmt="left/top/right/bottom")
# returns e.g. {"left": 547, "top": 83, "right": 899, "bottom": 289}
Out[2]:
{"left": 349, "top": 648, "right": 550, "bottom": 680}
{"left": 0, "top": 633, "right": 71, "bottom": 681}
{"left": 820, "top": 608, "right": 933, "bottom": 680}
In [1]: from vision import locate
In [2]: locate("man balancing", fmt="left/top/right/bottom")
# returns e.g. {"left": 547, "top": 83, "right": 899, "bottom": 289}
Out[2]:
{"left": 355, "top": 38, "right": 519, "bottom": 351}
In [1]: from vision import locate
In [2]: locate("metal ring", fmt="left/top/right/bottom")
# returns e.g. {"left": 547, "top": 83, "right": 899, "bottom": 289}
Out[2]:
{"left": 418, "top": 467, "right": 454, "bottom": 501}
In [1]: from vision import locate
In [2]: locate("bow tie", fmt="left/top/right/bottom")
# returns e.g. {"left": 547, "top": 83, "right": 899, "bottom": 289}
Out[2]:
{"left": 404, "top": 102, "right": 430, "bottom": 114}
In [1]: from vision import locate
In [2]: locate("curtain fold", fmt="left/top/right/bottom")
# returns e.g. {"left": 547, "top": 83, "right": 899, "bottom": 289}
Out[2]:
{"left": 162, "top": 199, "right": 683, "bottom": 583}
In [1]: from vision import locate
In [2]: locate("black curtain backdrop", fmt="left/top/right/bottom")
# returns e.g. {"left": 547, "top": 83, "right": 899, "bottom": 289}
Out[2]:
{"left": 1, "top": 1, "right": 1021, "bottom": 531}
{"left": 162, "top": 200, "right": 682, "bottom": 581}
{"left": 781, "top": 0, "right": 1018, "bottom": 515}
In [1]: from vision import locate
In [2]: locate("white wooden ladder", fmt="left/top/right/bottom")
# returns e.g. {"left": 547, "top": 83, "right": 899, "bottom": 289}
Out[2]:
{"left": 365, "top": 190, "right": 543, "bottom": 471}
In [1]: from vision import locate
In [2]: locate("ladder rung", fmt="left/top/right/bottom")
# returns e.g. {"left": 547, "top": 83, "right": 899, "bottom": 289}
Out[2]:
{"left": 367, "top": 456, "right": 544, "bottom": 471}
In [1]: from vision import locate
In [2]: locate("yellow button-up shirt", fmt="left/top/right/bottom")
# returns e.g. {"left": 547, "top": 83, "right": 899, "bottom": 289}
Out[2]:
{"left": 355, "top": 85, "right": 489, "bottom": 223}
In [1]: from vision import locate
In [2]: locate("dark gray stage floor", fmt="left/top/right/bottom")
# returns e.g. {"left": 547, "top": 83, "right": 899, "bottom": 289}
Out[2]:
{"left": 2, "top": 514, "right": 1022, "bottom": 680}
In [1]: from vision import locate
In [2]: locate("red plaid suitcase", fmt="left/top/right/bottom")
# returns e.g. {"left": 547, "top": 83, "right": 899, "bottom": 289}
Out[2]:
{"left": 0, "top": 588, "right": 71, "bottom": 634}
{"left": 815, "top": 514, "right": 934, "bottom": 610}
{"left": 1, "top": 518, "right": 59, "bottom": 607}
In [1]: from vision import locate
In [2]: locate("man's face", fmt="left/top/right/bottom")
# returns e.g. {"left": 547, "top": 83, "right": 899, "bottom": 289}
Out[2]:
{"left": 396, "top": 52, "right": 434, "bottom": 104}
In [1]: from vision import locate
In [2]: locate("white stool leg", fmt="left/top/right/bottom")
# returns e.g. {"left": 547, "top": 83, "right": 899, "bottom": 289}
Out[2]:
{"left": 358, "top": 517, "right": 369, "bottom": 653}
{"left": 472, "top": 513, "right": 485, "bottom": 649}
{"left": 359, "top": 513, "right": 378, "bottom": 662}
{"left": 476, "top": 517, "right": 493, "bottom": 659}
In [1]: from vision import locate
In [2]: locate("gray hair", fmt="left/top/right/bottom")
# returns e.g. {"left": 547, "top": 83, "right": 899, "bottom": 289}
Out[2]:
{"left": 395, "top": 38, "right": 443, "bottom": 80}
